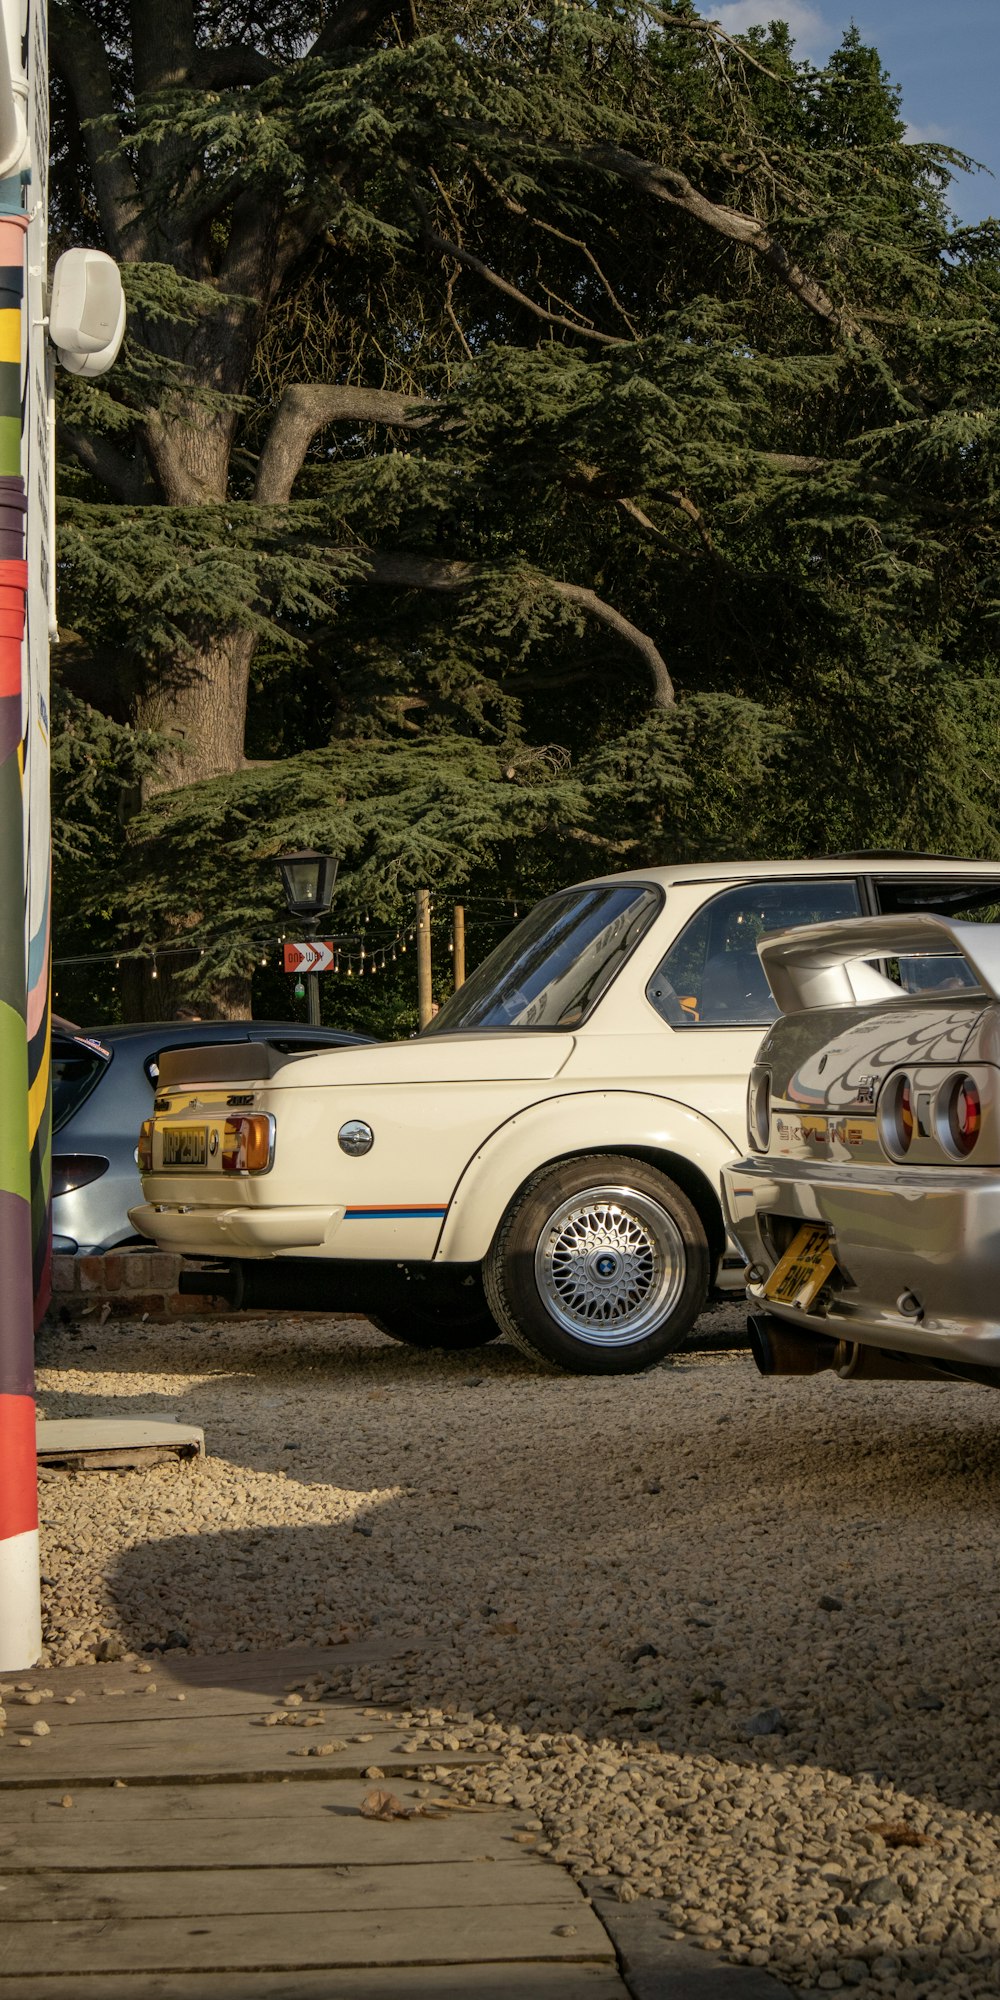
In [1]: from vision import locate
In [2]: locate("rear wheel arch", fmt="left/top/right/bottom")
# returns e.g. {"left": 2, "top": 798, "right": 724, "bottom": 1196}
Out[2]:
{"left": 437, "top": 1092, "right": 736, "bottom": 1270}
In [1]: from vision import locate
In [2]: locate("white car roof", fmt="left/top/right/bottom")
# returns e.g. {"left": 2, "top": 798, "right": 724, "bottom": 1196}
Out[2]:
{"left": 577, "top": 856, "right": 1000, "bottom": 890}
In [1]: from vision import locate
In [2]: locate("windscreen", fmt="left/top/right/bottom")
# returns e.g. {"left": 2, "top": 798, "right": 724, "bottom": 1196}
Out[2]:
{"left": 425, "top": 885, "right": 661, "bottom": 1033}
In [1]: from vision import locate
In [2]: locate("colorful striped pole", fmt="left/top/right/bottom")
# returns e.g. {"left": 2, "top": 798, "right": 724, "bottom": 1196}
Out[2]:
{"left": 0, "top": 185, "right": 40, "bottom": 1667}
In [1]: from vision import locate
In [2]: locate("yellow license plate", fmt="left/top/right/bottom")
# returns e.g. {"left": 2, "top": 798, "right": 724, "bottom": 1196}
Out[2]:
{"left": 764, "top": 1223, "right": 837, "bottom": 1308}
{"left": 161, "top": 1125, "right": 208, "bottom": 1167}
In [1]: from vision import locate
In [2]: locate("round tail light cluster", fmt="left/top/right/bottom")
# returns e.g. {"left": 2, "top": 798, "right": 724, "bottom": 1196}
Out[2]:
{"left": 939, "top": 1074, "right": 981, "bottom": 1158}
{"left": 878, "top": 1072, "right": 915, "bottom": 1159}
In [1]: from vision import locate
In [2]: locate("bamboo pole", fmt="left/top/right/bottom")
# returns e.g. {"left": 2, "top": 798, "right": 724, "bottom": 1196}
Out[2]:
{"left": 453, "top": 904, "right": 466, "bottom": 989}
{"left": 416, "top": 888, "right": 433, "bottom": 1027}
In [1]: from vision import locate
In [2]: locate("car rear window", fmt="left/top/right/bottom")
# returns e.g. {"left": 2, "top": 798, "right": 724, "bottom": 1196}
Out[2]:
{"left": 873, "top": 878, "right": 1000, "bottom": 995}
{"left": 52, "top": 1037, "right": 111, "bottom": 1134}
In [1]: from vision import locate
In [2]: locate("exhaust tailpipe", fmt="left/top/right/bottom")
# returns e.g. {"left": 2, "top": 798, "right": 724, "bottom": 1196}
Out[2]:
{"left": 748, "top": 1314, "right": 838, "bottom": 1376}
{"left": 748, "top": 1312, "right": 997, "bottom": 1385}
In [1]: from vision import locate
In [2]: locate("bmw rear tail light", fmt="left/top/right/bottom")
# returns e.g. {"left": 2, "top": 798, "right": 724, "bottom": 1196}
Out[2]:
{"left": 878, "top": 1073, "right": 915, "bottom": 1159}
{"left": 137, "top": 1120, "right": 153, "bottom": 1173}
{"left": 51, "top": 1155, "right": 110, "bottom": 1197}
{"left": 747, "top": 1068, "right": 771, "bottom": 1152}
{"left": 221, "top": 1114, "right": 274, "bottom": 1174}
{"left": 939, "top": 1074, "right": 982, "bottom": 1158}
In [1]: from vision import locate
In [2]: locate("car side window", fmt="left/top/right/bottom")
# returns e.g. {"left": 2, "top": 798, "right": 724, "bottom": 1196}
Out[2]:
{"left": 647, "top": 878, "right": 862, "bottom": 1027}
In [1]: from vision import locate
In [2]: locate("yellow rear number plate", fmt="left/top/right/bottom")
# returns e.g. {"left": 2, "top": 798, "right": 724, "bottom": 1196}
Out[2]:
{"left": 162, "top": 1125, "right": 208, "bottom": 1167}
{"left": 764, "top": 1223, "right": 837, "bottom": 1309}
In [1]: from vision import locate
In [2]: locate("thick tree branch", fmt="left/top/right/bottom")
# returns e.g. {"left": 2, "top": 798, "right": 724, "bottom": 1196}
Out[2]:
{"left": 562, "top": 825, "right": 639, "bottom": 855}
{"left": 617, "top": 492, "right": 715, "bottom": 557}
{"left": 256, "top": 385, "right": 439, "bottom": 503}
{"left": 569, "top": 143, "right": 860, "bottom": 341}
{"left": 351, "top": 551, "right": 675, "bottom": 707}
{"left": 50, "top": 3, "right": 145, "bottom": 260}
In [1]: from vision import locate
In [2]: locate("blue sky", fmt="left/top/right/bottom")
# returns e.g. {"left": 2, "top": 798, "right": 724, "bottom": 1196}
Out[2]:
{"left": 697, "top": 1, "right": 998, "bottom": 227}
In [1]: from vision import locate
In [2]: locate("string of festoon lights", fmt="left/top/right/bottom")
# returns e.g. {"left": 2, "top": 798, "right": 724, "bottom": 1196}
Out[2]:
{"left": 52, "top": 893, "right": 528, "bottom": 998}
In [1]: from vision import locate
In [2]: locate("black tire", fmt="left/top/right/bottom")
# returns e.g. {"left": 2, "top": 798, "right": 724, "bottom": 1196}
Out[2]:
{"left": 368, "top": 1268, "right": 501, "bottom": 1352}
{"left": 483, "top": 1154, "right": 709, "bottom": 1375}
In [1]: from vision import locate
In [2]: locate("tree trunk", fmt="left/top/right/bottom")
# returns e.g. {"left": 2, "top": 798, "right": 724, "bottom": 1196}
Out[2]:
{"left": 137, "top": 627, "right": 258, "bottom": 796}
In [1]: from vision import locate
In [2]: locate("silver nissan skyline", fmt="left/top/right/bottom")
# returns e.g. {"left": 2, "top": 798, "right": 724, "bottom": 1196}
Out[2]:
{"left": 721, "top": 912, "right": 1000, "bottom": 1387}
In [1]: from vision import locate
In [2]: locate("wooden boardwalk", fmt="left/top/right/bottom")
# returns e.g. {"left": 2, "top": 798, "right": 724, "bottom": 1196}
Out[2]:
{"left": 0, "top": 1643, "right": 627, "bottom": 1999}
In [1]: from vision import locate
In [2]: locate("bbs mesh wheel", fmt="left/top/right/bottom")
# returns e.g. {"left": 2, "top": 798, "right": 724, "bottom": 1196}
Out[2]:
{"left": 484, "top": 1154, "right": 709, "bottom": 1374}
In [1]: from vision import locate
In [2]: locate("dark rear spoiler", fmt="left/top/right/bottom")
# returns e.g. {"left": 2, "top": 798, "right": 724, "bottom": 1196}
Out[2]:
{"left": 157, "top": 1040, "right": 328, "bottom": 1089}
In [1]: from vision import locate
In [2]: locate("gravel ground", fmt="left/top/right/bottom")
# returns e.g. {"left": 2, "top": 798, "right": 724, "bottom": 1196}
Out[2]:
{"left": 28, "top": 1302, "right": 1000, "bottom": 2000}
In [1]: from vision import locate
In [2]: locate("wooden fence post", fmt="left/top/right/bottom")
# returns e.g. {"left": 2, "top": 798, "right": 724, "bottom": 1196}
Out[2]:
{"left": 416, "top": 888, "right": 433, "bottom": 1027}
{"left": 453, "top": 904, "right": 466, "bottom": 989}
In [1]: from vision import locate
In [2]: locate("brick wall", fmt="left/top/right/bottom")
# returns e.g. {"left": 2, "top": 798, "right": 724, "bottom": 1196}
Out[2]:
{"left": 49, "top": 1251, "right": 230, "bottom": 1321}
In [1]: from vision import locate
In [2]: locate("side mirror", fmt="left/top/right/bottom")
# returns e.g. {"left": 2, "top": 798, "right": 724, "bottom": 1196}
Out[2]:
{"left": 49, "top": 249, "right": 126, "bottom": 378}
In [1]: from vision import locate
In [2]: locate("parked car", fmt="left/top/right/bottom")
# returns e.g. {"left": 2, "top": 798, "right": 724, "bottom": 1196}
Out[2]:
{"left": 132, "top": 857, "right": 1000, "bottom": 1374}
{"left": 52, "top": 1021, "right": 373, "bottom": 1254}
{"left": 722, "top": 911, "right": 1000, "bottom": 1387}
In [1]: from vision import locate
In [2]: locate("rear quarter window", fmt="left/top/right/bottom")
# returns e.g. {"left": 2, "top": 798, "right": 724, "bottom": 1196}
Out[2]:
{"left": 52, "top": 1038, "right": 111, "bottom": 1133}
{"left": 648, "top": 878, "right": 862, "bottom": 1027}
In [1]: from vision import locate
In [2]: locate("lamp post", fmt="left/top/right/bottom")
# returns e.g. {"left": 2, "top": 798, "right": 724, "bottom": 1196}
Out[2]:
{"left": 275, "top": 849, "right": 339, "bottom": 1026}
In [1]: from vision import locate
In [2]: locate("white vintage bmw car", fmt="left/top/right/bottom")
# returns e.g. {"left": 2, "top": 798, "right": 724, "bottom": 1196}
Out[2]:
{"left": 132, "top": 857, "right": 1000, "bottom": 1374}
{"left": 722, "top": 912, "right": 1000, "bottom": 1386}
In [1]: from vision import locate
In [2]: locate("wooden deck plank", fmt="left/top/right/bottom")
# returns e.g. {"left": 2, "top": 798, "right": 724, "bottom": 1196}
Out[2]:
{"left": 0, "top": 1717, "right": 478, "bottom": 1788}
{"left": 1, "top": 1688, "right": 395, "bottom": 1727}
{"left": 0, "top": 1640, "right": 416, "bottom": 1703}
{"left": 0, "top": 1647, "right": 631, "bottom": 1998}
{"left": 0, "top": 1778, "right": 488, "bottom": 1831}
{"left": 3, "top": 1964, "right": 627, "bottom": 1999}
{"left": 0, "top": 1790, "right": 520, "bottom": 1868}
{"left": 2, "top": 1859, "right": 578, "bottom": 1920}
{"left": 0, "top": 1902, "right": 616, "bottom": 1975}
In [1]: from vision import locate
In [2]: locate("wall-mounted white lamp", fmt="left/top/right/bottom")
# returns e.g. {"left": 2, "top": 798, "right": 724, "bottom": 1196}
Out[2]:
{"left": 49, "top": 248, "right": 126, "bottom": 378}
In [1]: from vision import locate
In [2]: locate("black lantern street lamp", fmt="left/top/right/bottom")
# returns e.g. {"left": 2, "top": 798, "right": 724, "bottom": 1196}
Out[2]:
{"left": 275, "top": 849, "right": 339, "bottom": 1025}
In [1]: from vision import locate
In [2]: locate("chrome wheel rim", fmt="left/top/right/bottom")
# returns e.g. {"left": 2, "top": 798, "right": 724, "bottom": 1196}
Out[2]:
{"left": 534, "top": 1183, "right": 686, "bottom": 1348}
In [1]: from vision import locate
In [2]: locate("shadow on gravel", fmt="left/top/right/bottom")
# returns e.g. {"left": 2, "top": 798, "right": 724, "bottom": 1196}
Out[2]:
{"left": 98, "top": 1376, "right": 1000, "bottom": 1807}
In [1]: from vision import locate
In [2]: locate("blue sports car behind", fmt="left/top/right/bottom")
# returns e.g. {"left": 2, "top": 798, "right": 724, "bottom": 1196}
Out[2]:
{"left": 52, "top": 1019, "right": 373, "bottom": 1254}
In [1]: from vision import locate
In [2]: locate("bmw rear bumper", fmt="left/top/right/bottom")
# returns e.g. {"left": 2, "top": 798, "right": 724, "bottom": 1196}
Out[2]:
{"left": 129, "top": 1202, "right": 339, "bottom": 1255}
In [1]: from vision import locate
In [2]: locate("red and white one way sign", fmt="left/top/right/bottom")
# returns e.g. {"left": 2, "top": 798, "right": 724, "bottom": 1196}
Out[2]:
{"left": 283, "top": 940, "right": 336, "bottom": 973}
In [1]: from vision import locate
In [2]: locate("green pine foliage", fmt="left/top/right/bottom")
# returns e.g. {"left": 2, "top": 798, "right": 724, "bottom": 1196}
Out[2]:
{"left": 48, "top": 0, "right": 1000, "bottom": 1017}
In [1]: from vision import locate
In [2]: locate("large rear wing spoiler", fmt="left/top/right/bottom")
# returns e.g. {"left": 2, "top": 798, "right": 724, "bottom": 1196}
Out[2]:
{"left": 757, "top": 913, "right": 1000, "bottom": 1015}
